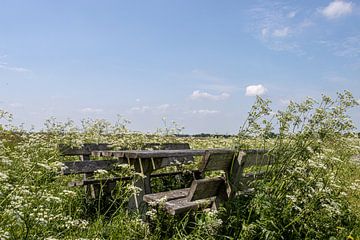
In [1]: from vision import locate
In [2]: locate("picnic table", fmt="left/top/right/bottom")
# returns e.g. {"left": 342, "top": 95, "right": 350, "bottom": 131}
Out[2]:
{"left": 91, "top": 149, "right": 234, "bottom": 210}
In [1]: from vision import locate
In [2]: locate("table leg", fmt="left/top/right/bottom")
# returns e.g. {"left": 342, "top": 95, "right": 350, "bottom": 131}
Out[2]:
{"left": 128, "top": 158, "right": 152, "bottom": 212}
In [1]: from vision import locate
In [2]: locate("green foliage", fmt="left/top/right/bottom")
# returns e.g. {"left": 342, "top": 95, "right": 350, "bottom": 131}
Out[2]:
{"left": 230, "top": 90, "right": 360, "bottom": 239}
{"left": 0, "top": 90, "right": 359, "bottom": 239}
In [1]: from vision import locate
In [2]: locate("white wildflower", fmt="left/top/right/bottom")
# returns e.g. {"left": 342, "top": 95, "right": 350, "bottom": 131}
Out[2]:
{"left": 286, "top": 195, "right": 297, "bottom": 203}
{"left": 94, "top": 169, "right": 108, "bottom": 175}
{"left": 36, "top": 162, "right": 52, "bottom": 170}
{"left": 128, "top": 185, "right": 142, "bottom": 194}
{"left": 145, "top": 209, "right": 157, "bottom": 218}
{"left": 63, "top": 190, "right": 77, "bottom": 197}
{"left": 0, "top": 172, "right": 8, "bottom": 181}
{"left": 0, "top": 157, "right": 12, "bottom": 165}
{"left": 115, "top": 163, "right": 130, "bottom": 169}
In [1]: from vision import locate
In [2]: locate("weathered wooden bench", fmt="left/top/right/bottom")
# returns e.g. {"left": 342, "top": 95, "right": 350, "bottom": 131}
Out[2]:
{"left": 143, "top": 149, "right": 272, "bottom": 215}
{"left": 59, "top": 142, "right": 197, "bottom": 199}
{"left": 59, "top": 143, "right": 115, "bottom": 198}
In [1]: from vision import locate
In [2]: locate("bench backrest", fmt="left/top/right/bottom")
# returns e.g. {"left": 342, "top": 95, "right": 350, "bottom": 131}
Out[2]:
{"left": 187, "top": 177, "right": 226, "bottom": 201}
{"left": 230, "top": 149, "right": 273, "bottom": 194}
{"left": 59, "top": 143, "right": 115, "bottom": 198}
{"left": 198, "top": 149, "right": 236, "bottom": 175}
{"left": 59, "top": 143, "right": 114, "bottom": 176}
{"left": 183, "top": 150, "right": 236, "bottom": 202}
{"left": 59, "top": 143, "right": 112, "bottom": 156}
{"left": 192, "top": 149, "right": 272, "bottom": 200}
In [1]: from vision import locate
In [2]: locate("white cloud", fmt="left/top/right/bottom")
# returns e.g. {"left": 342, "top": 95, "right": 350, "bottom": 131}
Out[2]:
{"left": 135, "top": 98, "right": 141, "bottom": 102}
{"left": 247, "top": 3, "right": 308, "bottom": 55}
{"left": 245, "top": 84, "right": 267, "bottom": 96}
{"left": 130, "top": 104, "right": 171, "bottom": 113}
{"left": 0, "top": 55, "right": 30, "bottom": 73}
{"left": 191, "top": 109, "right": 220, "bottom": 115}
{"left": 80, "top": 107, "right": 103, "bottom": 113}
{"left": 0, "top": 63, "right": 30, "bottom": 73}
{"left": 272, "top": 27, "right": 290, "bottom": 37}
{"left": 190, "top": 90, "right": 230, "bottom": 101}
{"left": 130, "top": 106, "right": 150, "bottom": 113}
{"left": 320, "top": 0, "right": 353, "bottom": 19}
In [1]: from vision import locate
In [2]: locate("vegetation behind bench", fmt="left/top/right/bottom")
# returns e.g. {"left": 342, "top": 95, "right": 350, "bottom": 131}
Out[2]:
{"left": 59, "top": 143, "right": 198, "bottom": 199}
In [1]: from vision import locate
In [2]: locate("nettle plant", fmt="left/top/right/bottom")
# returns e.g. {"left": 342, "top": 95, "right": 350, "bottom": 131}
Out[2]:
{"left": 231, "top": 91, "right": 360, "bottom": 239}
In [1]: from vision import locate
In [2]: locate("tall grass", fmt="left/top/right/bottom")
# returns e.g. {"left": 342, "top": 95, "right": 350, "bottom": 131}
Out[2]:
{"left": 0, "top": 91, "right": 359, "bottom": 239}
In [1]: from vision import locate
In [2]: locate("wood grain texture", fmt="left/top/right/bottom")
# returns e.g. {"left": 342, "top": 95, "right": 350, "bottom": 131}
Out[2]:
{"left": 61, "top": 159, "right": 121, "bottom": 175}
{"left": 69, "top": 171, "right": 201, "bottom": 187}
{"left": 165, "top": 197, "right": 216, "bottom": 215}
{"left": 199, "top": 151, "right": 236, "bottom": 172}
{"left": 143, "top": 143, "right": 190, "bottom": 150}
{"left": 241, "top": 150, "right": 273, "bottom": 167}
{"left": 143, "top": 188, "right": 190, "bottom": 203}
{"left": 59, "top": 143, "right": 111, "bottom": 156}
{"left": 92, "top": 149, "right": 231, "bottom": 159}
{"left": 187, "top": 177, "right": 225, "bottom": 201}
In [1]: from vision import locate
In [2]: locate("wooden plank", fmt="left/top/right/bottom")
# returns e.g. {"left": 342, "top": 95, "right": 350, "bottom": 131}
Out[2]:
{"left": 165, "top": 197, "right": 216, "bottom": 215}
{"left": 230, "top": 150, "right": 272, "bottom": 196}
{"left": 59, "top": 143, "right": 111, "bottom": 156}
{"left": 144, "top": 143, "right": 195, "bottom": 169}
{"left": 125, "top": 149, "right": 206, "bottom": 159}
{"left": 143, "top": 188, "right": 190, "bottom": 203}
{"left": 241, "top": 150, "right": 273, "bottom": 168}
{"left": 128, "top": 159, "right": 152, "bottom": 211}
{"left": 91, "top": 151, "right": 126, "bottom": 158}
{"left": 61, "top": 159, "right": 121, "bottom": 175}
{"left": 68, "top": 177, "right": 131, "bottom": 187}
{"left": 187, "top": 177, "right": 226, "bottom": 201}
{"left": 93, "top": 149, "right": 209, "bottom": 159}
{"left": 199, "top": 151, "right": 236, "bottom": 172}
{"left": 228, "top": 152, "right": 246, "bottom": 197}
{"left": 69, "top": 170, "right": 201, "bottom": 187}
{"left": 144, "top": 143, "right": 190, "bottom": 150}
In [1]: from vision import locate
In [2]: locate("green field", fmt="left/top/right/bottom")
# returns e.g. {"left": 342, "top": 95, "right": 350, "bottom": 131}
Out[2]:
{"left": 1, "top": 92, "right": 359, "bottom": 239}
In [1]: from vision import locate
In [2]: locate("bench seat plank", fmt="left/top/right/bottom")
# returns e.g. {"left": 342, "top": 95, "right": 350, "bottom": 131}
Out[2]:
{"left": 165, "top": 197, "right": 216, "bottom": 215}
{"left": 144, "top": 188, "right": 190, "bottom": 203}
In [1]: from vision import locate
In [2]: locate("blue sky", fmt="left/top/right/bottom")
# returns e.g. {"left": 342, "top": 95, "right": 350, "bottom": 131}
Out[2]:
{"left": 0, "top": 0, "right": 359, "bottom": 133}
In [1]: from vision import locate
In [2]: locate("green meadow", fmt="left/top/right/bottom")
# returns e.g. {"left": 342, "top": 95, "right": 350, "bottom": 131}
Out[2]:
{"left": 0, "top": 92, "right": 359, "bottom": 239}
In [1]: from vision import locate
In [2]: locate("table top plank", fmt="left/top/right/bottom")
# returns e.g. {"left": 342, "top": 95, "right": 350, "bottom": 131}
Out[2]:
{"left": 92, "top": 148, "right": 234, "bottom": 159}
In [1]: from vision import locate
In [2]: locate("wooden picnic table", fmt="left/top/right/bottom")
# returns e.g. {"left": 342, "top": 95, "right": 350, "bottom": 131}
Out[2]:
{"left": 91, "top": 148, "right": 235, "bottom": 211}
